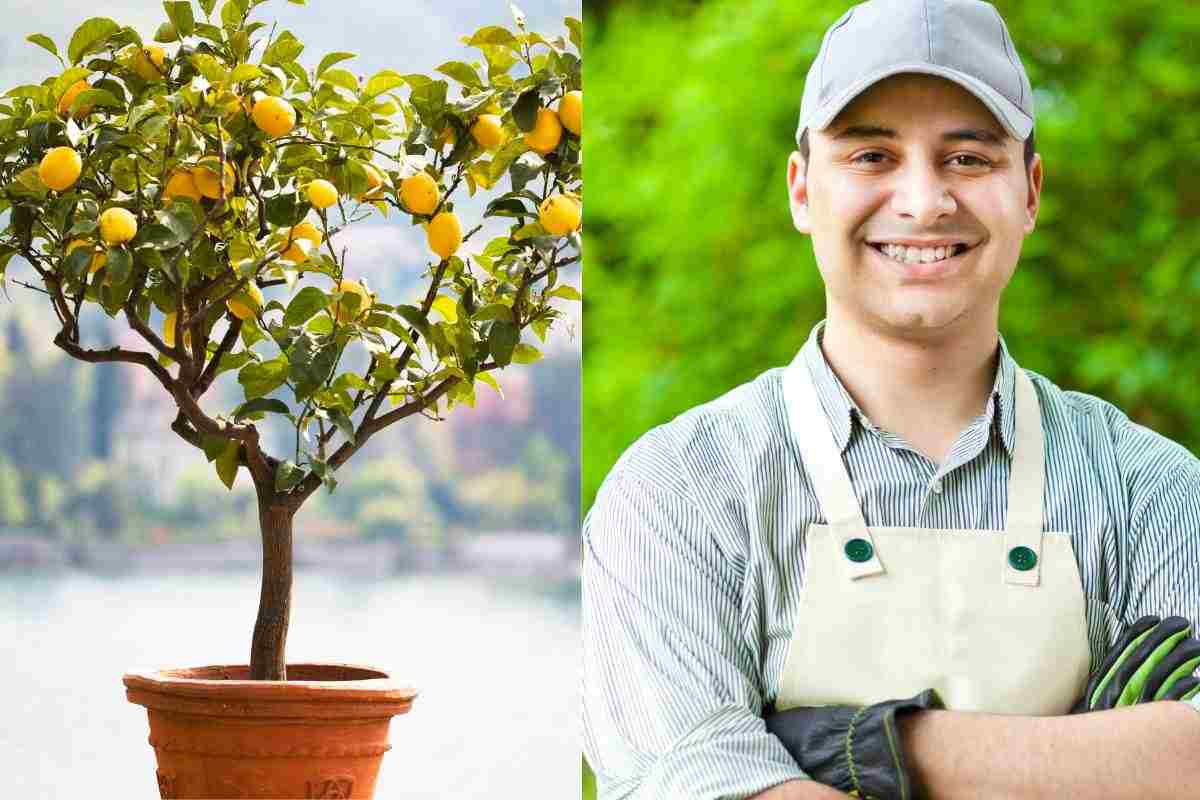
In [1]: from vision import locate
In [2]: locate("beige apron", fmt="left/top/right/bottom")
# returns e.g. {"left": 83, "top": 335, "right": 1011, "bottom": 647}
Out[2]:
{"left": 775, "top": 358, "right": 1090, "bottom": 716}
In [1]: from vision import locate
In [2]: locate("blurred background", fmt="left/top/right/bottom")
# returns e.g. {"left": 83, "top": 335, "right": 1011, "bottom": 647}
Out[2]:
{"left": 0, "top": 1, "right": 580, "bottom": 798}
{"left": 583, "top": 0, "right": 1199, "bottom": 795}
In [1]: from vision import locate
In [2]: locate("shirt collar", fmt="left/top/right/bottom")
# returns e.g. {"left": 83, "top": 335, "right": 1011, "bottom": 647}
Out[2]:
{"left": 790, "top": 319, "right": 1016, "bottom": 457}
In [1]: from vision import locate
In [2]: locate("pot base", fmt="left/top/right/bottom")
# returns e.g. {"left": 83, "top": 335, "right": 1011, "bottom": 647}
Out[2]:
{"left": 124, "top": 664, "right": 417, "bottom": 799}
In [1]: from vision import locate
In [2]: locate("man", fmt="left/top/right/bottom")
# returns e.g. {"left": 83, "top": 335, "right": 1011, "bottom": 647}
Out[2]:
{"left": 581, "top": 0, "right": 1200, "bottom": 798}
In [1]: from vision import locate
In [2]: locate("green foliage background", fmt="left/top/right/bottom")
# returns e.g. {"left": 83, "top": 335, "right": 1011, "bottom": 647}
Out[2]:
{"left": 584, "top": 0, "right": 1200, "bottom": 512}
{"left": 583, "top": 0, "right": 1200, "bottom": 794}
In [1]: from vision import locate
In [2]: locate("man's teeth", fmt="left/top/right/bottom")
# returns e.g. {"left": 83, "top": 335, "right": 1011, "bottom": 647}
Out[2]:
{"left": 876, "top": 243, "right": 961, "bottom": 264}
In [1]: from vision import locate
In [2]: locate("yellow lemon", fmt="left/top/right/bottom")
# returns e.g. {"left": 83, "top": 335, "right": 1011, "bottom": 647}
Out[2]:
{"left": 436, "top": 126, "right": 457, "bottom": 149}
{"left": 57, "top": 79, "right": 93, "bottom": 118}
{"left": 130, "top": 45, "right": 166, "bottom": 81}
{"left": 281, "top": 220, "right": 322, "bottom": 262}
{"left": 99, "top": 207, "right": 138, "bottom": 244}
{"left": 426, "top": 211, "right": 463, "bottom": 260}
{"left": 191, "top": 156, "right": 236, "bottom": 199}
{"left": 162, "top": 310, "right": 192, "bottom": 349}
{"left": 306, "top": 178, "right": 339, "bottom": 209}
{"left": 251, "top": 96, "right": 296, "bottom": 138}
{"left": 223, "top": 95, "right": 252, "bottom": 118}
{"left": 357, "top": 163, "right": 387, "bottom": 201}
{"left": 538, "top": 194, "right": 581, "bottom": 235}
{"left": 226, "top": 281, "right": 263, "bottom": 321}
{"left": 163, "top": 170, "right": 202, "bottom": 203}
{"left": 471, "top": 114, "right": 506, "bottom": 150}
{"left": 38, "top": 147, "right": 82, "bottom": 192}
{"left": 559, "top": 90, "right": 582, "bottom": 136}
{"left": 399, "top": 172, "right": 439, "bottom": 216}
{"left": 332, "top": 278, "right": 373, "bottom": 323}
{"left": 65, "top": 238, "right": 107, "bottom": 275}
{"left": 523, "top": 108, "right": 563, "bottom": 155}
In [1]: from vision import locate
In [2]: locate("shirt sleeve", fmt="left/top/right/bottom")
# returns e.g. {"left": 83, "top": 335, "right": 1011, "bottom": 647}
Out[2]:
{"left": 581, "top": 469, "right": 809, "bottom": 799}
{"left": 1124, "top": 457, "right": 1200, "bottom": 714}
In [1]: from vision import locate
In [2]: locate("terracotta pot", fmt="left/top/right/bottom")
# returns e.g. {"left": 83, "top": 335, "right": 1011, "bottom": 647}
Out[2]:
{"left": 123, "top": 663, "right": 417, "bottom": 799}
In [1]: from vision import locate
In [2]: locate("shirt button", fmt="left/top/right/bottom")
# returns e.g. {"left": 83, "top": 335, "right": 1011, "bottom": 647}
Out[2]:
{"left": 844, "top": 538, "right": 874, "bottom": 563}
{"left": 930, "top": 479, "right": 943, "bottom": 493}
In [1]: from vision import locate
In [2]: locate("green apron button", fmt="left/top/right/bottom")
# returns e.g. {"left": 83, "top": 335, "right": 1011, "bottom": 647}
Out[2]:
{"left": 845, "top": 538, "right": 873, "bottom": 563}
{"left": 1008, "top": 545, "right": 1038, "bottom": 571}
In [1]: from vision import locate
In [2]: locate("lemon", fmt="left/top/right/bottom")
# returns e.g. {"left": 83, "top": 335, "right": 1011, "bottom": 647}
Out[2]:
{"left": 306, "top": 179, "right": 339, "bottom": 210}
{"left": 226, "top": 281, "right": 264, "bottom": 321}
{"left": 524, "top": 108, "right": 563, "bottom": 155}
{"left": 332, "top": 278, "right": 373, "bottom": 323}
{"left": 192, "top": 156, "right": 235, "bottom": 199}
{"left": 281, "top": 220, "right": 322, "bottom": 262}
{"left": 163, "top": 170, "right": 202, "bottom": 203}
{"left": 57, "top": 79, "right": 93, "bottom": 119}
{"left": 65, "top": 238, "right": 107, "bottom": 275}
{"left": 399, "top": 172, "right": 439, "bottom": 216}
{"left": 224, "top": 95, "right": 251, "bottom": 118}
{"left": 559, "top": 91, "right": 582, "bottom": 136}
{"left": 427, "top": 211, "right": 463, "bottom": 260}
{"left": 539, "top": 194, "right": 581, "bottom": 235}
{"left": 471, "top": 114, "right": 506, "bottom": 150}
{"left": 129, "top": 45, "right": 166, "bottom": 81}
{"left": 358, "top": 163, "right": 387, "bottom": 201}
{"left": 163, "top": 310, "right": 191, "bottom": 349}
{"left": 99, "top": 207, "right": 138, "bottom": 244}
{"left": 436, "top": 126, "right": 457, "bottom": 149}
{"left": 38, "top": 147, "right": 83, "bottom": 192}
{"left": 251, "top": 96, "right": 296, "bottom": 138}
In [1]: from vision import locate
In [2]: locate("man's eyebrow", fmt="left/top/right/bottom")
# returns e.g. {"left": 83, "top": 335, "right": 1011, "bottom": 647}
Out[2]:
{"left": 831, "top": 124, "right": 1006, "bottom": 146}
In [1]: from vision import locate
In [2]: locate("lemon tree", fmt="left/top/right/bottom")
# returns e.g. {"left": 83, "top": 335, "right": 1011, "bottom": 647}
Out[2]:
{"left": 0, "top": 0, "right": 582, "bottom": 681}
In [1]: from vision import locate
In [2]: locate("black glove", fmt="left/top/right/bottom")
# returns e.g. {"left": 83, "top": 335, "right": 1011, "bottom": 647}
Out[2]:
{"left": 764, "top": 688, "right": 943, "bottom": 800}
{"left": 1072, "top": 614, "right": 1200, "bottom": 713}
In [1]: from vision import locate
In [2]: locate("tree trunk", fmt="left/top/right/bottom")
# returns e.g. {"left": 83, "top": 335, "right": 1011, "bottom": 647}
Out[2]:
{"left": 249, "top": 483, "right": 296, "bottom": 681}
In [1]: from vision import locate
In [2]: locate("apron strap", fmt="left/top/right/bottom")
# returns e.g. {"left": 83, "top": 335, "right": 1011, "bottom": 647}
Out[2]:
{"left": 783, "top": 357, "right": 885, "bottom": 581}
{"left": 1002, "top": 368, "right": 1047, "bottom": 587}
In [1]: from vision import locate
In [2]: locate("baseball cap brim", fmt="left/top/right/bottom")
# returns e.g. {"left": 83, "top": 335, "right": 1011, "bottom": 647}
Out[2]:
{"left": 796, "top": 62, "right": 1033, "bottom": 145}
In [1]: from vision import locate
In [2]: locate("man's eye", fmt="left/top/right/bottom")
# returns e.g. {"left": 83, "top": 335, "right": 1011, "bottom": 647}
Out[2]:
{"left": 950, "top": 154, "right": 990, "bottom": 167}
{"left": 851, "top": 152, "right": 887, "bottom": 164}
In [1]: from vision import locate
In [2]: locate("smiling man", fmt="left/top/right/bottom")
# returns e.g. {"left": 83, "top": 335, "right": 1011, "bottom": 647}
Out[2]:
{"left": 582, "top": 0, "right": 1200, "bottom": 798}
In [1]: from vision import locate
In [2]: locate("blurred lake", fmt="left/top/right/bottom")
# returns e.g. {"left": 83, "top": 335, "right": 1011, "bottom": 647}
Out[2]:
{"left": 0, "top": 567, "right": 580, "bottom": 798}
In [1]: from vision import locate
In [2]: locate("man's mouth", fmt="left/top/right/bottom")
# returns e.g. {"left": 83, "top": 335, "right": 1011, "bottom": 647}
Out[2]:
{"left": 866, "top": 241, "right": 977, "bottom": 266}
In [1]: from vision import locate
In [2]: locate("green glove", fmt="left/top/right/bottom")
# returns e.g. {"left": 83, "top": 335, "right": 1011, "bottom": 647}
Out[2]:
{"left": 1072, "top": 614, "right": 1200, "bottom": 712}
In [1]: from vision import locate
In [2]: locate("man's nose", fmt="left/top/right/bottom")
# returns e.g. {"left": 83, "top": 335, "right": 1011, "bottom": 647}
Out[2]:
{"left": 890, "top": 163, "right": 956, "bottom": 225}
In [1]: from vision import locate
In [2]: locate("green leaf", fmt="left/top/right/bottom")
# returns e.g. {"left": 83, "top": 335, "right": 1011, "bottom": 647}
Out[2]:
{"left": 546, "top": 284, "right": 581, "bottom": 301}
{"left": 408, "top": 80, "right": 448, "bottom": 128}
{"left": 436, "top": 61, "right": 483, "bottom": 90}
{"left": 288, "top": 331, "right": 336, "bottom": 399}
{"left": 72, "top": 88, "right": 123, "bottom": 111}
{"left": 476, "top": 371, "right": 503, "bottom": 397}
{"left": 215, "top": 439, "right": 240, "bottom": 489}
{"left": 329, "top": 408, "right": 355, "bottom": 444}
{"left": 283, "top": 285, "right": 328, "bottom": 327}
{"left": 26, "top": 34, "right": 62, "bottom": 64}
{"left": 565, "top": 17, "right": 581, "bottom": 51}
{"left": 105, "top": 247, "right": 132, "bottom": 284}
{"left": 473, "top": 303, "right": 513, "bottom": 322}
{"left": 275, "top": 459, "right": 304, "bottom": 492}
{"left": 320, "top": 68, "right": 358, "bottom": 93}
{"left": 199, "top": 0, "right": 219, "bottom": 15}
{"left": 68, "top": 18, "right": 119, "bottom": 65}
{"left": 52, "top": 67, "right": 92, "bottom": 102}
{"left": 317, "top": 51, "right": 354, "bottom": 78}
{"left": 134, "top": 223, "right": 183, "bottom": 250}
{"left": 230, "top": 62, "right": 261, "bottom": 83}
{"left": 487, "top": 320, "right": 519, "bottom": 366}
{"left": 233, "top": 397, "right": 290, "bottom": 420}
{"left": 200, "top": 433, "right": 226, "bottom": 462}
{"left": 394, "top": 304, "right": 431, "bottom": 338}
{"left": 432, "top": 295, "right": 458, "bottom": 323}
{"left": 265, "top": 192, "right": 307, "bottom": 227}
{"left": 512, "top": 343, "right": 542, "bottom": 364}
{"left": 464, "top": 25, "right": 518, "bottom": 47}
{"left": 163, "top": 1, "right": 195, "bottom": 38}
{"left": 512, "top": 89, "right": 540, "bottom": 132}
{"left": 364, "top": 69, "right": 404, "bottom": 98}
{"left": 238, "top": 355, "right": 289, "bottom": 399}
{"left": 264, "top": 30, "right": 303, "bottom": 66}
{"left": 64, "top": 247, "right": 93, "bottom": 281}
{"left": 154, "top": 22, "right": 180, "bottom": 43}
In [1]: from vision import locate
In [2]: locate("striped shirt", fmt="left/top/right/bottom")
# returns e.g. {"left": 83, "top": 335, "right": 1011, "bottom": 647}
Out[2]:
{"left": 582, "top": 318, "right": 1200, "bottom": 800}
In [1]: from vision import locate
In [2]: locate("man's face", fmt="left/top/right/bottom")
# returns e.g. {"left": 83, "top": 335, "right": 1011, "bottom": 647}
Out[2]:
{"left": 787, "top": 73, "right": 1042, "bottom": 338}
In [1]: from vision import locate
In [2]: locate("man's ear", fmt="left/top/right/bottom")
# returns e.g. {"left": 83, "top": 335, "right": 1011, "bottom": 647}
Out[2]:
{"left": 1023, "top": 151, "right": 1043, "bottom": 235}
{"left": 787, "top": 151, "right": 812, "bottom": 234}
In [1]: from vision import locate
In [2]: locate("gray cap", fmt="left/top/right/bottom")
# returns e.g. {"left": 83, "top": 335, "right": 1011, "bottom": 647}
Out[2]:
{"left": 797, "top": 0, "right": 1034, "bottom": 145}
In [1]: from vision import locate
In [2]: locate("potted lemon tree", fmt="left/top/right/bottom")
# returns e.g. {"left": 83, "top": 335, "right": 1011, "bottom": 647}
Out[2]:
{"left": 0, "top": 0, "right": 581, "bottom": 796}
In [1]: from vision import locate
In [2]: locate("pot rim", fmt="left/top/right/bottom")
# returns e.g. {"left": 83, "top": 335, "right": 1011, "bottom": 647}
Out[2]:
{"left": 123, "top": 662, "right": 418, "bottom": 704}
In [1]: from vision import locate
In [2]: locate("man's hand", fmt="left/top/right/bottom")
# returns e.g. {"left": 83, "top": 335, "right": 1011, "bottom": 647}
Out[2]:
{"left": 1072, "top": 614, "right": 1200, "bottom": 712}
{"left": 763, "top": 688, "right": 942, "bottom": 799}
